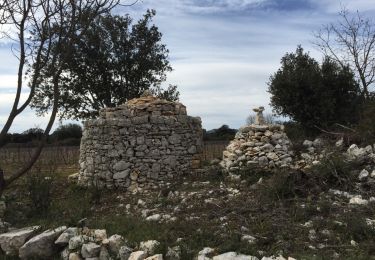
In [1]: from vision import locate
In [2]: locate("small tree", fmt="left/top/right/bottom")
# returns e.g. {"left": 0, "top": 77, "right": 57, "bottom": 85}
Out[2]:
{"left": 268, "top": 46, "right": 362, "bottom": 130}
{"left": 0, "top": 0, "right": 127, "bottom": 194}
{"left": 30, "top": 9, "right": 179, "bottom": 120}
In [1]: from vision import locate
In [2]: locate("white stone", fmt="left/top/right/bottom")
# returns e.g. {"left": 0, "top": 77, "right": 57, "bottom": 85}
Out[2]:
{"left": 81, "top": 242, "right": 101, "bottom": 258}
{"left": 313, "top": 138, "right": 324, "bottom": 147}
{"left": 335, "top": 138, "right": 344, "bottom": 147}
{"left": 166, "top": 246, "right": 181, "bottom": 259}
{"left": 358, "top": 169, "right": 369, "bottom": 180}
{"left": 69, "top": 235, "right": 86, "bottom": 250}
{"left": 145, "top": 254, "right": 163, "bottom": 260}
{"left": 266, "top": 152, "right": 279, "bottom": 161}
{"left": 365, "top": 145, "right": 373, "bottom": 153}
{"left": 114, "top": 170, "right": 130, "bottom": 180}
{"left": 99, "top": 246, "right": 111, "bottom": 260}
{"left": 241, "top": 235, "right": 257, "bottom": 244}
{"left": 118, "top": 245, "right": 133, "bottom": 260}
{"left": 251, "top": 125, "right": 268, "bottom": 131}
{"left": 303, "top": 140, "right": 313, "bottom": 147}
{"left": 146, "top": 214, "right": 161, "bottom": 221}
{"left": 55, "top": 227, "right": 78, "bottom": 245}
{"left": 139, "top": 240, "right": 160, "bottom": 255}
{"left": 198, "top": 247, "right": 215, "bottom": 258}
{"left": 261, "top": 144, "right": 274, "bottom": 152}
{"left": 0, "top": 226, "right": 40, "bottom": 255}
{"left": 19, "top": 226, "right": 67, "bottom": 259}
{"left": 113, "top": 161, "right": 131, "bottom": 171}
{"left": 94, "top": 229, "right": 107, "bottom": 241}
{"left": 61, "top": 247, "right": 70, "bottom": 260}
{"left": 366, "top": 218, "right": 375, "bottom": 228}
{"left": 69, "top": 252, "right": 82, "bottom": 260}
{"left": 347, "top": 144, "right": 367, "bottom": 159}
{"left": 349, "top": 196, "right": 368, "bottom": 205}
{"left": 105, "top": 234, "right": 125, "bottom": 255}
{"left": 128, "top": 251, "right": 147, "bottom": 260}
{"left": 261, "top": 256, "right": 288, "bottom": 260}
{"left": 213, "top": 252, "right": 259, "bottom": 260}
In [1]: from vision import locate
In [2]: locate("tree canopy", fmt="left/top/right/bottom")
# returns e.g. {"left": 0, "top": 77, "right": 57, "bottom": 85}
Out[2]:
{"left": 30, "top": 9, "right": 179, "bottom": 120}
{"left": 268, "top": 46, "right": 362, "bottom": 130}
{"left": 0, "top": 0, "right": 120, "bottom": 194}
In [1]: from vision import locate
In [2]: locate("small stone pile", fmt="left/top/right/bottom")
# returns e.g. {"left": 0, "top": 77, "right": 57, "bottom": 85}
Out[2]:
{"left": 221, "top": 107, "right": 293, "bottom": 172}
{"left": 78, "top": 92, "right": 203, "bottom": 192}
{"left": 221, "top": 124, "right": 294, "bottom": 172}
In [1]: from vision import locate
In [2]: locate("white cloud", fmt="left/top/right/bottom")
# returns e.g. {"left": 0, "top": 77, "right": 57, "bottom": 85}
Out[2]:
{"left": 0, "top": 75, "right": 17, "bottom": 88}
{"left": 1, "top": 1, "right": 375, "bottom": 132}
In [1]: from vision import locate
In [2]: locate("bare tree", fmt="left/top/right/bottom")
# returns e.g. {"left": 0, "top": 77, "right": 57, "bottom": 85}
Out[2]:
{"left": 314, "top": 8, "right": 375, "bottom": 98}
{"left": 0, "top": 0, "right": 138, "bottom": 194}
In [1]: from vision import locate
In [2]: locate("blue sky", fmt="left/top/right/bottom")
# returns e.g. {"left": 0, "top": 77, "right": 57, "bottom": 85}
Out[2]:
{"left": 1, "top": 0, "right": 375, "bottom": 132}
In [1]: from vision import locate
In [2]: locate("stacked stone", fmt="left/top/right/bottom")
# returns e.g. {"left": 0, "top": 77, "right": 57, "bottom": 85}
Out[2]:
{"left": 221, "top": 124, "right": 294, "bottom": 172}
{"left": 78, "top": 94, "right": 203, "bottom": 192}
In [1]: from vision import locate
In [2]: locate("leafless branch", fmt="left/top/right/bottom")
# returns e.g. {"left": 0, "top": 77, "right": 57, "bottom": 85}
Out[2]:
{"left": 313, "top": 8, "right": 375, "bottom": 98}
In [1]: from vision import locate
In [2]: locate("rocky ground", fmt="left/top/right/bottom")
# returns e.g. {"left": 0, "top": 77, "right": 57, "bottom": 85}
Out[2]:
{"left": 1, "top": 141, "right": 375, "bottom": 259}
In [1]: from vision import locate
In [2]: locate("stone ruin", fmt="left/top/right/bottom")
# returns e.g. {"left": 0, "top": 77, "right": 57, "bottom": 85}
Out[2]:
{"left": 78, "top": 93, "right": 203, "bottom": 192}
{"left": 221, "top": 107, "right": 294, "bottom": 172}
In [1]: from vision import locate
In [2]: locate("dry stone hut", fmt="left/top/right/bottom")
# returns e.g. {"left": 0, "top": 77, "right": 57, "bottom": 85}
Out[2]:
{"left": 221, "top": 107, "right": 294, "bottom": 172}
{"left": 78, "top": 93, "right": 203, "bottom": 192}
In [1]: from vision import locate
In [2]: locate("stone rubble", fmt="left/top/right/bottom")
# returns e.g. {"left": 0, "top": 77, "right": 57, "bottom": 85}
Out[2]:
{"left": 221, "top": 124, "right": 294, "bottom": 172}
{"left": 78, "top": 93, "right": 203, "bottom": 192}
{"left": 18, "top": 226, "right": 67, "bottom": 259}
{"left": 0, "top": 221, "right": 301, "bottom": 260}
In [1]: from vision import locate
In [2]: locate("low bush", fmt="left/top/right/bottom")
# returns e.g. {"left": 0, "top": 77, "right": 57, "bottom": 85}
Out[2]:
{"left": 26, "top": 173, "right": 53, "bottom": 217}
{"left": 307, "top": 154, "right": 360, "bottom": 191}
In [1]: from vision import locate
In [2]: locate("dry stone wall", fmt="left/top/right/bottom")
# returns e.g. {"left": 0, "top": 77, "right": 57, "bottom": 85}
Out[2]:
{"left": 78, "top": 94, "right": 203, "bottom": 192}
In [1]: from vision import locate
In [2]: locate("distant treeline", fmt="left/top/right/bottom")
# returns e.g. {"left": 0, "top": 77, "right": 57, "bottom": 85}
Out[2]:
{"left": 5, "top": 123, "right": 238, "bottom": 146}
{"left": 4, "top": 124, "right": 82, "bottom": 147}
{"left": 203, "top": 125, "right": 238, "bottom": 141}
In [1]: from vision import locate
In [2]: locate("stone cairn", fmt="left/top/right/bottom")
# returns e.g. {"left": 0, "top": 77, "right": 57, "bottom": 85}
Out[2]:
{"left": 78, "top": 92, "right": 203, "bottom": 192}
{"left": 221, "top": 107, "right": 294, "bottom": 172}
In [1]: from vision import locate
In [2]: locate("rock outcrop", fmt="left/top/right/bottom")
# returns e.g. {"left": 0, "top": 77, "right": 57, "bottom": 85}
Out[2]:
{"left": 78, "top": 93, "right": 203, "bottom": 192}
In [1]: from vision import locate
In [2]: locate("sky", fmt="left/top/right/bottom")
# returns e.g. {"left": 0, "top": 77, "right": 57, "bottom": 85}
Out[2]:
{"left": 1, "top": 0, "right": 375, "bottom": 132}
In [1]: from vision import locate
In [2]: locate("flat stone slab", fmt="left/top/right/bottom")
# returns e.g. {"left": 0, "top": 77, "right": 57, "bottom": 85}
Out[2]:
{"left": 19, "top": 226, "right": 66, "bottom": 259}
{"left": 0, "top": 226, "right": 40, "bottom": 255}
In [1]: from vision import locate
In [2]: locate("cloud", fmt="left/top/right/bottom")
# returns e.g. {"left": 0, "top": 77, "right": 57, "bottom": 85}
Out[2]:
{"left": 1, "top": 1, "right": 375, "bottom": 132}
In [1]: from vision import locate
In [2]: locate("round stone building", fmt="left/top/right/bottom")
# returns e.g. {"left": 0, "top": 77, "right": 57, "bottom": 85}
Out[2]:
{"left": 78, "top": 94, "right": 203, "bottom": 192}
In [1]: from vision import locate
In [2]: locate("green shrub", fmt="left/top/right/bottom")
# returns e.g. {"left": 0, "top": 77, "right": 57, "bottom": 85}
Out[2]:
{"left": 26, "top": 173, "right": 53, "bottom": 216}
{"left": 307, "top": 154, "right": 359, "bottom": 191}
{"left": 259, "top": 169, "right": 309, "bottom": 201}
{"left": 283, "top": 121, "right": 318, "bottom": 144}
{"left": 345, "top": 213, "right": 375, "bottom": 242}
